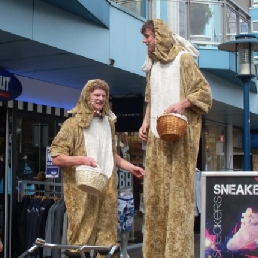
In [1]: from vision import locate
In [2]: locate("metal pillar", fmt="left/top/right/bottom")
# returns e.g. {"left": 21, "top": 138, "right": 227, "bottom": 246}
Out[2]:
{"left": 242, "top": 77, "right": 252, "bottom": 171}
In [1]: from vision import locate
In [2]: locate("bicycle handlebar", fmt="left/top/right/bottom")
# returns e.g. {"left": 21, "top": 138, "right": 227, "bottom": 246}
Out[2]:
{"left": 17, "top": 238, "right": 120, "bottom": 258}
{"left": 17, "top": 250, "right": 32, "bottom": 258}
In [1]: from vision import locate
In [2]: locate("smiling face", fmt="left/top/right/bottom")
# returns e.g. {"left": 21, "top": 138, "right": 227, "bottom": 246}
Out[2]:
{"left": 90, "top": 88, "right": 107, "bottom": 112}
{"left": 142, "top": 28, "right": 156, "bottom": 52}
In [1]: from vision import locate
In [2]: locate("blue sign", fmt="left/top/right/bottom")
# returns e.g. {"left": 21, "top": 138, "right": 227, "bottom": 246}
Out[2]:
{"left": 0, "top": 68, "right": 22, "bottom": 101}
{"left": 46, "top": 147, "right": 59, "bottom": 178}
{"left": 46, "top": 167, "right": 59, "bottom": 178}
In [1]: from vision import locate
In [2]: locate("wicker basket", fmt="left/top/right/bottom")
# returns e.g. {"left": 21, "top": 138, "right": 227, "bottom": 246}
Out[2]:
{"left": 157, "top": 113, "right": 187, "bottom": 141}
{"left": 75, "top": 165, "right": 108, "bottom": 196}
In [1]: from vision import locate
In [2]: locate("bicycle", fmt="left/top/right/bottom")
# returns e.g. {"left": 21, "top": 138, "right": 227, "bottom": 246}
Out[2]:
{"left": 17, "top": 238, "right": 120, "bottom": 258}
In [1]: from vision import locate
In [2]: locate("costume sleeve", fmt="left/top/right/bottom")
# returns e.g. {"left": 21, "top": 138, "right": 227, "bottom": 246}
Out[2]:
{"left": 181, "top": 53, "right": 212, "bottom": 114}
{"left": 50, "top": 118, "right": 75, "bottom": 157}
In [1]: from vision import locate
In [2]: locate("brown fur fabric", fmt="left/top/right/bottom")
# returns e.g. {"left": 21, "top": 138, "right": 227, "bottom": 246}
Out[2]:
{"left": 142, "top": 20, "right": 212, "bottom": 258}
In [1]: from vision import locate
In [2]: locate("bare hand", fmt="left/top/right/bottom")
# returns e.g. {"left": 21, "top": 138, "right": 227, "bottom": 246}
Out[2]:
{"left": 165, "top": 99, "right": 192, "bottom": 114}
{"left": 139, "top": 121, "right": 149, "bottom": 141}
{"left": 130, "top": 166, "right": 145, "bottom": 179}
{"left": 165, "top": 102, "right": 184, "bottom": 114}
{"left": 81, "top": 157, "right": 98, "bottom": 167}
{"left": 0, "top": 239, "right": 3, "bottom": 252}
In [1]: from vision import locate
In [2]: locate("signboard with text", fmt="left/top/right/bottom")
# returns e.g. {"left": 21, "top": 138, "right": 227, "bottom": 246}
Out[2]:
{"left": 45, "top": 147, "right": 59, "bottom": 178}
{"left": 201, "top": 171, "right": 258, "bottom": 258}
{"left": 0, "top": 68, "right": 22, "bottom": 101}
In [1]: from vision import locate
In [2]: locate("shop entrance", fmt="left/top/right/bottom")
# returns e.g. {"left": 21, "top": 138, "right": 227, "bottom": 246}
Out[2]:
{"left": 0, "top": 108, "right": 11, "bottom": 258}
{"left": 0, "top": 108, "right": 5, "bottom": 258}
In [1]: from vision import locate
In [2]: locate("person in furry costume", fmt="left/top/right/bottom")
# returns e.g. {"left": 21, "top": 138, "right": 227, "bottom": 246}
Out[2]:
{"left": 51, "top": 79, "right": 144, "bottom": 257}
{"left": 139, "top": 19, "right": 212, "bottom": 257}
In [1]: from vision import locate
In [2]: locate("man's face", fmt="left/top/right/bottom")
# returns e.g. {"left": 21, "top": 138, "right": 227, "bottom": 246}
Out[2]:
{"left": 143, "top": 28, "right": 155, "bottom": 52}
{"left": 90, "top": 88, "right": 107, "bottom": 111}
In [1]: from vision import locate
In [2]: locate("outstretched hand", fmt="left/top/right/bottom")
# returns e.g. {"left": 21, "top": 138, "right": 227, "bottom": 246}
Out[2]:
{"left": 130, "top": 165, "right": 145, "bottom": 179}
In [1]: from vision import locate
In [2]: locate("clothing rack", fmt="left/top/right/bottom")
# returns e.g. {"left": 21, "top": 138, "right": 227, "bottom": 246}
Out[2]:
{"left": 18, "top": 180, "right": 63, "bottom": 202}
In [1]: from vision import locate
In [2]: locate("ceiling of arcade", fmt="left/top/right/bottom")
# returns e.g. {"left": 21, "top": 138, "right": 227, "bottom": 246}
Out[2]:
{"left": 1, "top": 29, "right": 258, "bottom": 130}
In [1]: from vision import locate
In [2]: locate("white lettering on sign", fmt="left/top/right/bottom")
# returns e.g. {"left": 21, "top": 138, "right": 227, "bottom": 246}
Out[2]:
{"left": 0, "top": 76, "right": 11, "bottom": 91}
{"left": 214, "top": 184, "right": 258, "bottom": 195}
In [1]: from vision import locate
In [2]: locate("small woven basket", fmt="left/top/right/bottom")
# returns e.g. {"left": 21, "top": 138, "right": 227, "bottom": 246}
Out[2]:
{"left": 75, "top": 166, "right": 108, "bottom": 196}
{"left": 157, "top": 113, "right": 187, "bottom": 141}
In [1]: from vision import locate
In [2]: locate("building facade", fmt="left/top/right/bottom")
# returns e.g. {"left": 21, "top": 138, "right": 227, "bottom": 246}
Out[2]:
{"left": 0, "top": 0, "right": 258, "bottom": 257}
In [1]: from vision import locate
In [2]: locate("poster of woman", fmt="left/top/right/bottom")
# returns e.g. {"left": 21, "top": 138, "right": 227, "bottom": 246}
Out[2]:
{"left": 201, "top": 172, "right": 258, "bottom": 258}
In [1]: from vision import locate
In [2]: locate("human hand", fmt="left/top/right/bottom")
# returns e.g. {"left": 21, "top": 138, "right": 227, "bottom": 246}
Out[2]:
{"left": 0, "top": 239, "right": 3, "bottom": 252}
{"left": 130, "top": 165, "right": 145, "bottom": 179}
{"left": 165, "top": 99, "right": 192, "bottom": 114}
{"left": 165, "top": 102, "right": 184, "bottom": 114}
{"left": 139, "top": 121, "right": 149, "bottom": 141}
{"left": 81, "top": 157, "right": 98, "bottom": 167}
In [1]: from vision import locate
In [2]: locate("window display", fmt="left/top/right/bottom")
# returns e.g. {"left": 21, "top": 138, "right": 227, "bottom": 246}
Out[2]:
{"left": 205, "top": 123, "right": 226, "bottom": 171}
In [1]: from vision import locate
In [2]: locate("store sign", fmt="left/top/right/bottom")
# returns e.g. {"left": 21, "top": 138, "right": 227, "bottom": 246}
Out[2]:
{"left": 0, "top": 68, "right": 22, "bottom": 101}
{"left": 45, "top": 147, "right": 59, "bottom": 178}
{"left": 201, "top": 171, "right": 258, "bottom": 258}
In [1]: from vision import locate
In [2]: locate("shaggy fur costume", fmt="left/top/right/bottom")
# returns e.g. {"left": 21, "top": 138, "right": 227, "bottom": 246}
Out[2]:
{"left": 142, "top": 19, "right": 212, "bottom": 258}
{"left": 51, "top": 79, "right": 117, "bottom": 258}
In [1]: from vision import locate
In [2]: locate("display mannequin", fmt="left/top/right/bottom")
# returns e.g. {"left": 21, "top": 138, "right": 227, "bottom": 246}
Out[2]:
{"left": 117, "top": 133, "right": 134, "bottom": 258}
{"left": 21, "top": 155, "right": 35, "bottom": 195}
{"left": 118, "top": 187, "right": 134, "bottom": 258}
{"left": 22, "top": 155, "right": 33, "bottom": 179}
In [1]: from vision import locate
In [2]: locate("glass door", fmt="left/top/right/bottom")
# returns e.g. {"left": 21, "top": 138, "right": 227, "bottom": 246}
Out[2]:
{"left": 0, "top": 108, "right": 5, "bottom": 258}
{"left": 0, "top": 108, "right": 11, "bottom": 258}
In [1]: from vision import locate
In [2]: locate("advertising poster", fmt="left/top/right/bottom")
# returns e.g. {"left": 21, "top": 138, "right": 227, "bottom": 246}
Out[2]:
{"left": 45, "top": 147, "right": 59, "bottom": 178}
{"left": 201, "top": 171, "right": 258, "bottom": 258}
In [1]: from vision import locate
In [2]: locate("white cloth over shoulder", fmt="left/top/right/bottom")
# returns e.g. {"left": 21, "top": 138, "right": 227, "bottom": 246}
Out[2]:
{"left": 172, "top": 33, "right": 199, "bottom": 59}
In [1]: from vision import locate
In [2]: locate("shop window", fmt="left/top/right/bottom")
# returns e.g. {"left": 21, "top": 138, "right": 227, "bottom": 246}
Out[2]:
{"left": 205, "top": 123, "right": 226, "bottom": 171}
{"left": 233, "top": 128, "right": 258, "bottom": 171}
{"left": 14, "top": 113, "right": 65, "bottom": 182}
